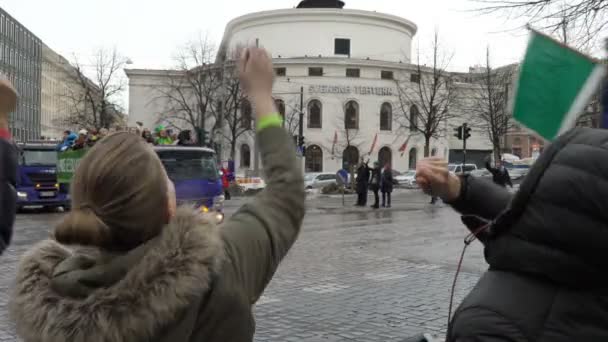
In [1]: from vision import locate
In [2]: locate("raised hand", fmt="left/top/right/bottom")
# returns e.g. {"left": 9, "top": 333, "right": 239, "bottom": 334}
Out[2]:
{"left": 416, "top": 157, "right": 461, "bottom": 202}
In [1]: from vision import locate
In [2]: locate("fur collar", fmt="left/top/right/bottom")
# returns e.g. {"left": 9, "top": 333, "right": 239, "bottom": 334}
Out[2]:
{"left": 10, "top": 207, "right": 225, "bottom": 342}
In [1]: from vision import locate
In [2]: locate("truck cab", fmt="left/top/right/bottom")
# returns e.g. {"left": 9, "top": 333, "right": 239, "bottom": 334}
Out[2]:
{"left": 16, "top": 142, "right": 70, "bottom": 211}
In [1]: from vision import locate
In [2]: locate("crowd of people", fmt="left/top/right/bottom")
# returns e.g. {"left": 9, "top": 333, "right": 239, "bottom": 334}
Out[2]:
{"left": 55, "top": 125, "right": 196, "bottom": 152}
{"left": 1, "top": 47, "right": 608, "bottom": 342}
{"left": 355, "top": 159, "right": 395, "bottom": 209}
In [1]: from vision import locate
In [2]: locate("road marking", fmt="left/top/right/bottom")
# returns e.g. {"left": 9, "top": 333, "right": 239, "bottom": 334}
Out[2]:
{"left": 302, "top": 283, "right": 350, "bottom": 294}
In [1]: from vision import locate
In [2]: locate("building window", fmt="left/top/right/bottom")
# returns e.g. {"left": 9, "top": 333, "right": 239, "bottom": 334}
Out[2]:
{"left": 274, "top": 99, "right": 286, "bottom": 123}
{"left": 378, "top": 147, "right": 392, "bottom": 168}
{"left": 410, "top": 105, "right": 419, "bottom": 132}
{"left": 343, "top": 146, "right": 359, "bottom": 170}
{"left": 431, "top": 148, "right": 438, "bottom": 157}
{"left": 380, "top": 102, "right": 392, "bottom": 131}
{"left": 381, "top": 71, "right": 394, "bottom": 80}
{"left": 308, "top": 100, "right": 322, "bottom": 128}
{"left": 409, "top": 148, "right": 418, "bottom": 170}
{"left": 305, "top": 145, "right": 323, "bottom": 172}
{"left": 308, "top": 67, "right": 323, "bottom": 76}
{"left": 241, "top": 99, "right": 252, "bottom": 129}
{"left": 346, "top": 68, "right": 360, "bottom": 78}
{"left": 344, "top": 101, "right": 359, "bottom": 129}
{"left": 335, "top": 38, "right": 351, "bottom": 56}
{"left": 410, "top": 73, "right": 421, "bottom": 83}
{"left": 275, "top": 67, "right": 286, "bottom": 77}
{"left": 240, "top": 144, "right": 251, "bottom": 168}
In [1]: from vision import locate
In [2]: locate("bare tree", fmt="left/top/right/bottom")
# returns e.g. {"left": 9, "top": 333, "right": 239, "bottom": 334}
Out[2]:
{"left": 61, "top": 48, "right": 127, "bottom": 130}
{"left": 474, "top": 0, "right": 608, "bottom": 49}
{"left": 280, "top": 99, "right": 301, "bottom": 136}
{"left": 467, "top": 48, "right": 516, "bottom": 162}
{"left": 217, "top": 63, "right": 253, "bottom": 160}
{"left": 395, "top": 31, "right": 458, "bottom": 157}
{"left": 327, "top": 115, "right": 364, "bottom": 188}
{"left": 155, "top": 35, "right": 221, "bottom": 146}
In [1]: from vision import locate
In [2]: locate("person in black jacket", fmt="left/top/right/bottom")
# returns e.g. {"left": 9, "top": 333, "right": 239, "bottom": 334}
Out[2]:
{"left": 485, "top": 158, "right": 513, "bottom": 187}
{"left": 0, "top": 78, "right": 17, "bottom": 254}
{"left": 381, "top": 163, "right": 394, "bottom": 208}
{"left": 416, "top": 127, "right": 608, "bottom": 342}
{"left": 355, "top": 159, "right": 370, "bottom": 206}
{"left": 369, "top": 161, "right": 381, "bottom": 209}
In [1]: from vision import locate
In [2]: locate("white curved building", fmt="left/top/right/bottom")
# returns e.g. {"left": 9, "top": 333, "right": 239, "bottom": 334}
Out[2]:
{"left": 127, "top": 0, "right": 491, "bottom": 174}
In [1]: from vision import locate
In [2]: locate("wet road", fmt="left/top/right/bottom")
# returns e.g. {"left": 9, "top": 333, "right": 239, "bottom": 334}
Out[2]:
{"left": 0, "top": 190, "right": 487, "bottom": 341}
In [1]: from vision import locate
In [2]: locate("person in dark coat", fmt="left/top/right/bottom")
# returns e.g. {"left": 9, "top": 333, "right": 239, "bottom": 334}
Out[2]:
{"left": 9, "top": 47, "right": 305, "bottom": 342}
{"left": 381, "top": 163, "right": 394, "bottom": 208}
{"left": 416, "top": 127, "right": 608, "bottom": 341}
{"left": 485, "top": 158, "right": 513, "bottom": 187}
{"left": 369, "top": 161, "right": 381, "bottom": 209}
{"left": 0, "top": 78, "right": 17, "bottom": 254}
{"left": 355, "top": 159, "right": 370, "bottom": 206}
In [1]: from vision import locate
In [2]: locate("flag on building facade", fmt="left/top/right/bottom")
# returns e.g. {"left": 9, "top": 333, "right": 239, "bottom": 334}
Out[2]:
{"left": 368, "top": 133, "right": 378, "bottom": 155}
{"left": 399, "top": 135, "right": 412, "bottom": 157}
{"left": 512, "top": 29, "right": 606, "bottom": 140}
{"left": 331, "top": 130, "right": 338, "bottom": 155}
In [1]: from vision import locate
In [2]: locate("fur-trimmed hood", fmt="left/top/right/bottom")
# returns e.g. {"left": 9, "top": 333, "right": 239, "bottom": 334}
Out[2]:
{"left": 10, "top": 207, "right": 225, "bottom": 342}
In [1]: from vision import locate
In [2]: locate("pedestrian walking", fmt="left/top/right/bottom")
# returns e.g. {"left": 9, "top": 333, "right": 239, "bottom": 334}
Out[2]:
{"left": 0, "top": 78, "right": 17, "bottom": 255}
{"left": 220, "top": 165, "right": 233, "bottom": 200}
{"left": 416, "top": 127, "right": 608, "bottom": 341}
{"left": 355, "top": 159, "right": 370, "bottom": 206}
{"left": 381, "top": 163, "right": 394, "bottom": 208}
{"left": 9, "top": 47, "right": 305, "bottom": 342}
{"left": 369, "top": 161, "right": 381, "bottom": 209}
{"left": 485, "top": 157, "right": 513, "bottom": 188}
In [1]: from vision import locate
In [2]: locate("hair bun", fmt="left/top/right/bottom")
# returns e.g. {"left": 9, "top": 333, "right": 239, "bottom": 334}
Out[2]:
{"left": 54, "top": 207, "right": 112, "bottom": 248}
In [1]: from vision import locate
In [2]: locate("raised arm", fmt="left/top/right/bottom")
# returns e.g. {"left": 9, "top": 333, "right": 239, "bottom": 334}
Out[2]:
{"left": 220, "top": 48, "right": 305, "bottom": 302}
{"left": 417, "top": 158, "right": 512, "bottom": 221}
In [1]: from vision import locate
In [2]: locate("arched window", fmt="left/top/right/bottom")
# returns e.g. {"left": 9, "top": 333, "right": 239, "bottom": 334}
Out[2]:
{"left": 308, "top": 100, "right": 322, "bottom": 128}
{"left": 241, "top": 99, "right": 252, "bottom": 129}
{"left": 305, "top": 145, "right": 323, "bottom": 172}
{"left": 342, "top": 146, "right": 360, "bottom": 170}
{"left": 410, "top": 105, "right": 419, "bottom": 132}
{"left": 431, "top": 147, "right": 438, "bottom": 157}
{"left": 408, "top": 148, "right": 417, "bottom": 170}
{"left": 344, "top": 101, "right": 359, "bottom": 129}
{"left": 378, "top": 146, "right": 392, "bottom": 167}
{"left": 240, "top": 144, "right": 251, "bottom": 169}
{"left": 380, "top": 102, "right": 392, "bottom": 131}
{"left": 274, "top": 99, "right": 286, "bottom": 124}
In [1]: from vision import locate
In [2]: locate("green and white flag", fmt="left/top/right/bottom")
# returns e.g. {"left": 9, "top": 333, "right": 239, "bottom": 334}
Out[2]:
{"left": 512, "top": 29, "right": 606, "bottom": 141}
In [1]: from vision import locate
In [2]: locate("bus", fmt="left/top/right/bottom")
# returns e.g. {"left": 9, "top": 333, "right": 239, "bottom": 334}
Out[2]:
{"left": 57, "top": 144, "right": 224, "bottom": 222}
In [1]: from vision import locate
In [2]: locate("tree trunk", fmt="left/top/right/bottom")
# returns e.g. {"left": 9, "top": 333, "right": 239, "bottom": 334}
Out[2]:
{"left": 493, "top": 139, "right": 502, "bottom": 164}
{"left": 424, "top": 136, "right": 431, "bottom": 157}
{"left": 230, "top": 141, "right": 237, "bottom": 161}
{"left": 196, "top": 128, "right": 204, "bottom": 147}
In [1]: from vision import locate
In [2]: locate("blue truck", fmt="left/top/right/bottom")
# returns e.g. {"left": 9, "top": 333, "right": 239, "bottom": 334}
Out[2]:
{"left": 57, "top": 144, "right": 225, "bottom": 222}
{"left": 16, "top": 142, "right": 70, "bottom": 211}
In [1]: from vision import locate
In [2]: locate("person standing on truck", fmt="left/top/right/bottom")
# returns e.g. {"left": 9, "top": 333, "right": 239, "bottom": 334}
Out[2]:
{"left": 0, "top": 78, "right": 17, "bottom": 254}
{"left": 485, "top": 157, "right": 513, "bottom": 188}
{"left": 9, "top": 47, "right": 306, "bottom": 342}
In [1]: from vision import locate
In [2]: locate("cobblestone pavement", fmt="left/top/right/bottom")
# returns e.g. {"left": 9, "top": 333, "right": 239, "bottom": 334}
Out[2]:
{"left": 0, "top": 191, "right": 487, "bottom": 341}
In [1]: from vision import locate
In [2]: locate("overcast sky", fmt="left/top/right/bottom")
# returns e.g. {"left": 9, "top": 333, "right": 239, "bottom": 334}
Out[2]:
{"left": 2, "top": 0, "right": 533, "bottom": 70}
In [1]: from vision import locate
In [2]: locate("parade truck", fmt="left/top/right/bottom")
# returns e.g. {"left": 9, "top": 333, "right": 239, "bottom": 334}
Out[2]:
{"left": 16, "top": 141, "right": 70, "bottom": 211}
{"left": 57, "top": 145, "right": 225, "bottom": 222}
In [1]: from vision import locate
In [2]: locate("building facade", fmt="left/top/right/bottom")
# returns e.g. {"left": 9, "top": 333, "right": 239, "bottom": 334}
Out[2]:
{"left": 41, "top": 44, "right": 87, "bottom": 139}
{"left": 0, "top": 7, "right": 42, "bottom": 141}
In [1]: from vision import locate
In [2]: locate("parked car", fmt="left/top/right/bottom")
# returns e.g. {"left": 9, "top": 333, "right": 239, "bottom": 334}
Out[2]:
{"left": 394, "top": 170, "right": 417, "bottom": 188}
{"left": 470, "top": 169, "right": 492, "bottom": 179}
{"left": 304, "top": 172, "right": 338, "bottom": 189}
{"left": 448, "top": 163, "right": 478, "bottom": 175}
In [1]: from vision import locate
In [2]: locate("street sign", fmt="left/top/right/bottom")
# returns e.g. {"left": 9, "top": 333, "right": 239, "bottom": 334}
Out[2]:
{"left": 336, "top": 169, "right": 348, "bottom": 186}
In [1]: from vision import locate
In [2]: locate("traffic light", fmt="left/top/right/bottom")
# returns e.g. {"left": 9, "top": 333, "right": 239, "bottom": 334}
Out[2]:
{"left": 464, "top": 125, "right": 471, "bottom": 140}
{"left": 453, "top": 125, "right": 463, "bottom": 140}
{"left": 298, "top": 135, "right": 305, "bottom": 147}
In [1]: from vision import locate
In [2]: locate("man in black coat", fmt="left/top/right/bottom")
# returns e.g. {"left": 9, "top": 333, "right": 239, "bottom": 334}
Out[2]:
{"left": 485, "top": 158, "right": 513, "bottom": 187}
{"left": 355, "top": 159, "right": 370, "bottom": 206}
{"left": 0, "top": 79, "right": 17, "bottom": 254}
{"left": 417, "top": 127, "right": 608, "bottom": 341}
